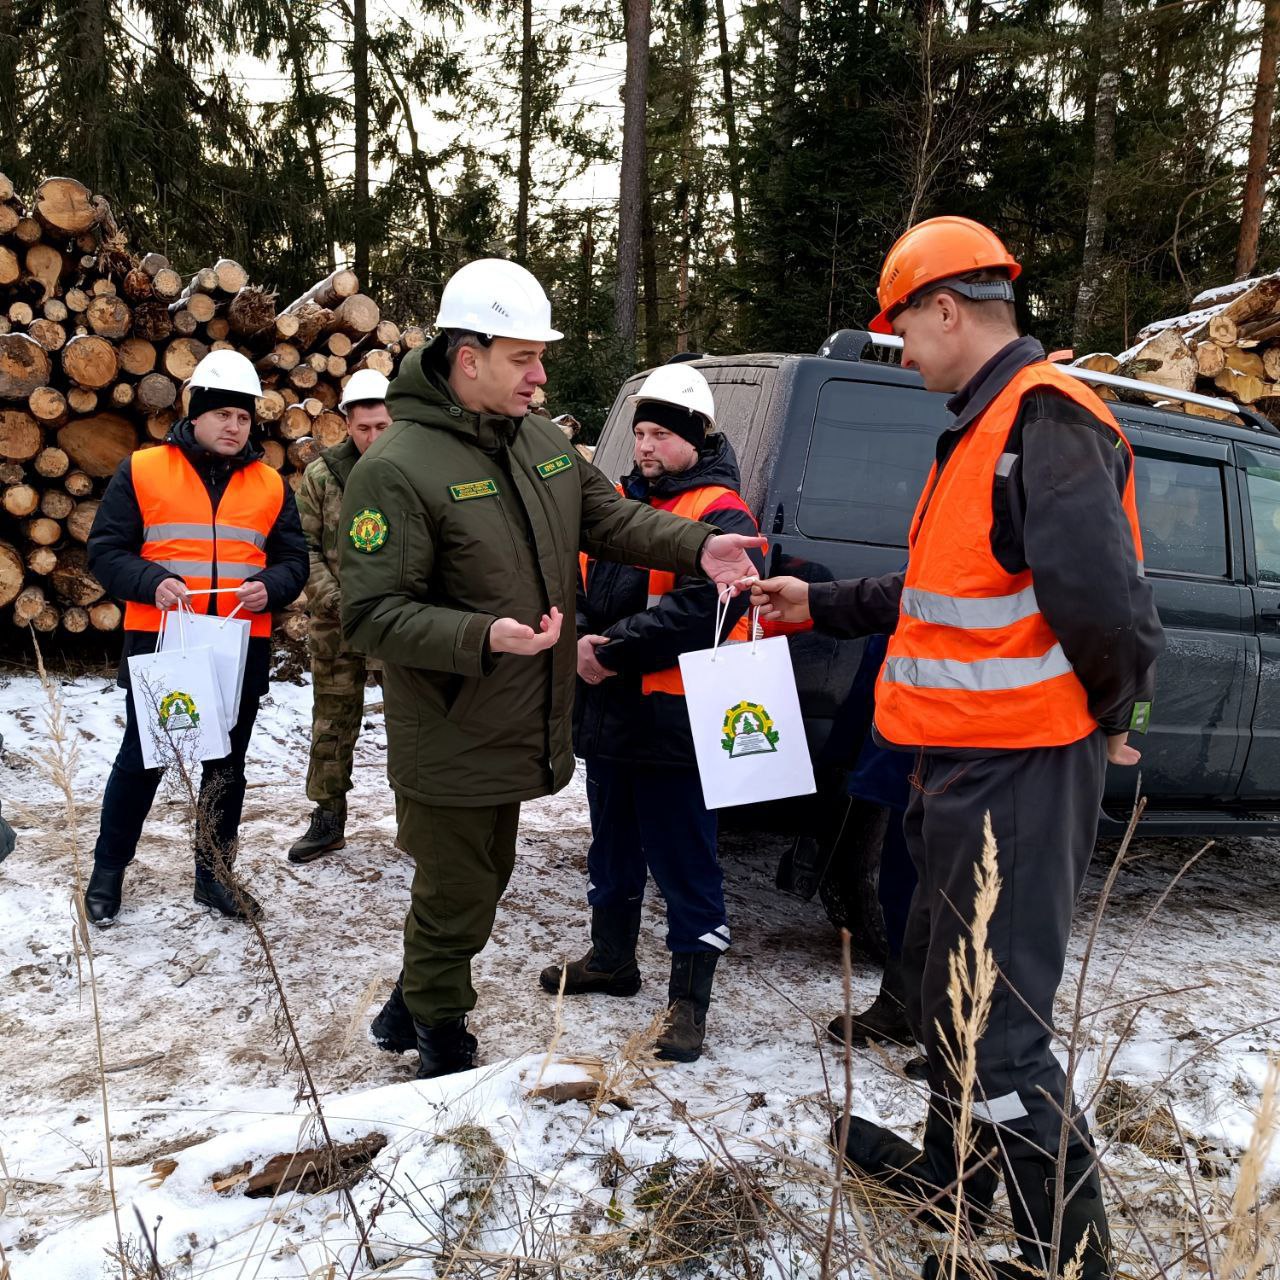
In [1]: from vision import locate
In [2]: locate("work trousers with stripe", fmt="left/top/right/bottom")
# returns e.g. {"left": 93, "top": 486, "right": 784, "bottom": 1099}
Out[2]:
{"left": 584, "top": 758, "right": 729, "bottom": 954}
{"left": 901, "top": 730, "right": 1106, "bottom": 1159}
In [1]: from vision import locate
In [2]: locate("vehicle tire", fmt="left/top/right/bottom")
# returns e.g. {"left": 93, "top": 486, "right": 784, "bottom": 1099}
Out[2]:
{"left": 818, "top": 798, "right": 889, "bottom": 962}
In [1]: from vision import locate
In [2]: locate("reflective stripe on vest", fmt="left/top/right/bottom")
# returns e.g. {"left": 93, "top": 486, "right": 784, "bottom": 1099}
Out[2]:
{"left": 123, "top": 445, "right": 285, "bottom": 639}
{"left": 578, "top": 483, "right": 757, "bottom": 697}
{"left": 874, "top": 361, "right": 1144, "bottom": 750}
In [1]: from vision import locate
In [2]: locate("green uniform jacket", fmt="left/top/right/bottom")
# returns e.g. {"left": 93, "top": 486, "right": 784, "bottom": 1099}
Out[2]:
{"left": 296, "top": 438, "right": 360, "bottom": 659}
{"left": 339, "top": 336, "right": 716, "bottom": 807}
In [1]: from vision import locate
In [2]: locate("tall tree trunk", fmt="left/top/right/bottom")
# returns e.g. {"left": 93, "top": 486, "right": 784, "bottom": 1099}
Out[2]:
{"left": 351, "top": 0, "right": 371, "bottom": 283}
{"left": 641, "top": 167, "right": 661, "bottom": 367}
{"left": 72, "top": 0, "right": 110, "bottom": 192}
{"left": 615, "top": 0, "right": 651, "bottom": 368}
{"left": 713, "top": 0, "right": 744, "bottom": 254}
{"left": 0, "top": 0, "right": 17, "bottom": 174}
{"left": 515, "top": 0, "right": 534, "bottom": 262}
{"left": 770, "top": 0, "right": 801, "bottom": 170}
{"left": 1236, "top": 0, "right": 1280, "bottom": 279}
{"left": 1072, "top": 0, "right": 1122, "bottom": 347}
{"left": 283, "top": 5, "right": 336, "bottom": 273}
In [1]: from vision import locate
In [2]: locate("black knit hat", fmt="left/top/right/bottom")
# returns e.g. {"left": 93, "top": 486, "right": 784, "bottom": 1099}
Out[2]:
{"left": 632, "top": 398, "right": 709, "bottom": 449}
{"left": 188, "top": 386, "right": 258, "bottom": 422}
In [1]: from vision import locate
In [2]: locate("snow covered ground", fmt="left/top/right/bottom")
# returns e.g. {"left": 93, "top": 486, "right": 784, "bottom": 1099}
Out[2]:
{"left": 1, "top": 664, "right": 1279, "bottom": 1277}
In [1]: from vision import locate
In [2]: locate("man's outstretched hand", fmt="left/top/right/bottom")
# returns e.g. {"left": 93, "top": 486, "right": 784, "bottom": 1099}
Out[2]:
{"left": 748, "top": 576, "right": 812, "bottom": 624}
{"left": 701, "top": 533, "right": 767, "bottom": 588}
{"left": 1107, "top": 733, "right": 1141, "bottom": 766}
{"left": 490, "top": 607, "right": 563, "bottom": 656}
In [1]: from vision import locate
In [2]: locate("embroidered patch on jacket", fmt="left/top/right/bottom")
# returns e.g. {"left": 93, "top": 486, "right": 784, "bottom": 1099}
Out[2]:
{"left": 536, "top": 453, "right": 574, "bottom": 480}
{"left": 449, "top": 479, "right": 499, "bottom": 502}
{"left": 349, "top": 508, "right": 389, "bottom": 552}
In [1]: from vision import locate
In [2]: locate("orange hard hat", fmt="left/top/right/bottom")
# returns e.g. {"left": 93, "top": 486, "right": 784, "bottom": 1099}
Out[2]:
{"left": 870, "top": 216, "right": 1021, "bottom": 333}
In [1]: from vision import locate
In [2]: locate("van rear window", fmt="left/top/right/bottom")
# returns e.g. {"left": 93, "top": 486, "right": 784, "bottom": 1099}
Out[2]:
{"left": 797, "top": 381, "right": 942, "bottom": 546}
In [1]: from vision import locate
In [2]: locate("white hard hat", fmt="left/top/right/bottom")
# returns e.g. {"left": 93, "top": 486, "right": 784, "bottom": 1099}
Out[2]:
{"left": 435, "top": 258, "right": 563, "bottom": 342}
{"left": 628, "top": 364, "right": 716, "bottom": 429}
{"left": 188, "top": 349, "right": 262, "bottom": 399}
{"left": 340, "top": 368, "right": 390, "bottom": 411}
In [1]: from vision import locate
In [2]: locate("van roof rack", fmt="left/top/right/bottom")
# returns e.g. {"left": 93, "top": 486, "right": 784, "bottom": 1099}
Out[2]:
{"left": 834, "top": 329, "right": 1280, "bottom": 436}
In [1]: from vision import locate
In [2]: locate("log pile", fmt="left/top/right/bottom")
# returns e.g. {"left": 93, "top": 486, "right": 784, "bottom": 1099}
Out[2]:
{"left": 0, "top": 174, "right": 425, "bottom": 635}
{"left": 1074, "top": 270, "right": 1280, "bottom": 424}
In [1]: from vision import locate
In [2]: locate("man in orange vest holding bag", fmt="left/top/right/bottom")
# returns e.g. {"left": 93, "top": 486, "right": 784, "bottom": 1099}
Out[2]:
{"left": 84, "top": 350, "right": 309, "bottom": 926}
{"left": 540, "top": 364, "right": 765, "bottom": 1063}
{"left": 750, "top": 218, "right": 1163, "bottom": 1279}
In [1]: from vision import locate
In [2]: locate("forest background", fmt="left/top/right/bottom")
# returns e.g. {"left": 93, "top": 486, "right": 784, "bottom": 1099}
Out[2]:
{"left": 5, "top": 0, "right": 1280, "bottom": 434}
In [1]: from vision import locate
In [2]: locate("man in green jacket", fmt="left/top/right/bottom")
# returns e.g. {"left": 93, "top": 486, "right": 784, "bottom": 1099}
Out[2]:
{"left": 341, "top": 258, "right": 762, "bottom": 1079}
{"left": 289, "top": 369, "right": 392, "bottom": 864}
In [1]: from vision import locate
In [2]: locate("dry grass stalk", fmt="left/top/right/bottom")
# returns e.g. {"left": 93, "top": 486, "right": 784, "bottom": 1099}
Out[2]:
{"left": 132, "top": 674, "right": 375, "bottom": 1276}
{"left": 30, "top": 630, "right": 127, "bottom": 1278}
{"left": 1220, "top": 1055, "right": 1280, "bottom": 1280}
{"left": 934, "top": 811, "right": 1001, "bottom": 1279}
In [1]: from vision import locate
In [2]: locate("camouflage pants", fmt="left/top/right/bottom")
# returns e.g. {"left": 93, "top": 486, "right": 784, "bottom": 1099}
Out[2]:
{"left": 306, "top": 653, "right": 367, "bottom": 819}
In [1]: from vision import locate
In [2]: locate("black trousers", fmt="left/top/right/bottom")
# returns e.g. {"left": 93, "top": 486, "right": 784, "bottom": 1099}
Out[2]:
{"left": 93, "top": 682, "right": 262, "bottom": 872}
{"left": 901, "top": 731, "right": 1107, "bottom": 1160}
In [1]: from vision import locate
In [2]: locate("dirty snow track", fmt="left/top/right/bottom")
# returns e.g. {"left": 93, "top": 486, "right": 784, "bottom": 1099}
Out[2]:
{"left": 2, "top": 669, "right": 1279, "bottom": 1277}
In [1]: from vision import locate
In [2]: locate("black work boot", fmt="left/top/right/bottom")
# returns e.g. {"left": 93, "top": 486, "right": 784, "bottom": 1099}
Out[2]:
{"left": 826, "top": 956, "right": 914, "bottom": 1047}
{"left": 655, "top": 951, "right": 719, "bottom": 1063}
{"left": 835, "top": 1105, "right": 999, "bottom": 1234}
{"left": 85, "top": 865, "right": 126, "bottom": 927}
{"left": 288, "top": 806, "right": 347, "bottom": 864}
{"left": 194, "top": 869, "right": 263, "bottom": 921}
{"left": 414, "top": 1017, "right": 479, "bottom": 1080}
{"left": 539, "top": 904, "right": 642, "bottom": 996}
{"left": 1003, "top": 1146, "right": 1113, "bottom": 1280}
{"left": 370, "top": 974, "right": 417, "bottom": 1053}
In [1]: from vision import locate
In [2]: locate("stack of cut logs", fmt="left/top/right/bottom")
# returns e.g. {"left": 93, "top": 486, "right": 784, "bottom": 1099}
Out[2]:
{"left": 0, "top": 175, "right": 424, "bottom": 636}
{"left": 1074, "top": 271, "right": 1280, "bottom": 424}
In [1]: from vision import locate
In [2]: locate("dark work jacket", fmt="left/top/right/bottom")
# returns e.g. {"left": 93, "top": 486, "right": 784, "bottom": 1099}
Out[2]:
{"left": 574, "top": 435, "right": 765, "bottom": 767}
{"left": 808, "top": 336, "right": 1164, "bottom": 740}
{"left": 88, "top": 420, "right": 310, "bottom": 697}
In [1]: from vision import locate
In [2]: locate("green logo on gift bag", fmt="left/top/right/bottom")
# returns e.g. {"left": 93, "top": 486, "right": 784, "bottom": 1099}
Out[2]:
{"left": 721, "top": 700, "right": 779, "bottom": 758}
{"left": 158, "top": 690, "right": 200, "bottom": 731}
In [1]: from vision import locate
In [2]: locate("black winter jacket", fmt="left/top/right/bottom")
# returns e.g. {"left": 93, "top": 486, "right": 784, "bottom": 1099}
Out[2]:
{"left": 88, "top": 420, "right": 309, "bottom": 696}
{"left": 808, "top": 337, "right": 1164, "bottom": 740}
{"left": 574, "top": 435, "right": 766, "bottom": 768}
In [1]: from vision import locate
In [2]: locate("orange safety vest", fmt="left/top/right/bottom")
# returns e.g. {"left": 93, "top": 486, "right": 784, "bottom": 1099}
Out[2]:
{"left": 874, "top": 361, "right": 1144, "bottom": 751}
{"left": 123, "top": 445, "right": 284, "bottom": 639}
{"left": 579, "top": 484, "right": 755, "bottom": 696}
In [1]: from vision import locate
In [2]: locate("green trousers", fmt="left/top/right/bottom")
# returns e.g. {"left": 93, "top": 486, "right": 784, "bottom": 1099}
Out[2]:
{"left": 398, "top": 795, "right": 521, "bottom": 1026}
{"left": 305, "top": 653, "right": 366, "bottom": 819}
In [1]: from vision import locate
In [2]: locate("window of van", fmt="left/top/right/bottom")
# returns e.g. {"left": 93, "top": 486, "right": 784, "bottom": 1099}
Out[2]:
{"left": 1245, "top": 463, "right": 1280, "bottom": 583}
{"left": 797, "top": 381, "right": 939, "bottom": 546}
{"left": 1133, "top": 453, "right": 1229, "bottom": 579}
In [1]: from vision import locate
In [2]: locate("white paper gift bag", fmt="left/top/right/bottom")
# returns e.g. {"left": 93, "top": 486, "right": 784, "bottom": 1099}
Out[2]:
{"left": 678, "top": 601, "right": 816, "bottom": 809}
{"left": 128, "top": 629, "right": 231, "bottom": 770}
{"left": 158, "top": 598, "right": 250, "bottom": 727}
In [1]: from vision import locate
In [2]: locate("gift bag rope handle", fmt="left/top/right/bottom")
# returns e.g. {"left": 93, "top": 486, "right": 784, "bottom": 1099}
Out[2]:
{"left": 173, "top": 586, "right": 248, "bottom": 628}
{"left": 711, "top": 587, "right": 764, "bottom": 662}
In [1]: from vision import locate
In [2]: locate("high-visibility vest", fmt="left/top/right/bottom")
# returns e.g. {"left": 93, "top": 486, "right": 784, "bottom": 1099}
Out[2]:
{"left": 123, "top": 444, "right": 284, "bottom": 639}
{"left": 579, "top": 484, "right": 755, "bottom": 697}
{"left": 874, "top": 361, "right": 1144, "bottom": 750}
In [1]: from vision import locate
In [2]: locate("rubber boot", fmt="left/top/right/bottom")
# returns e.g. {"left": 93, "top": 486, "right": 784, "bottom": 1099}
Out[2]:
{"left": 655, "top": 951, "right": 718, "bottom": 1063}
{"left": 826, "top": 955, "right": 914, "bottom": 1047}
{"left": 1004, "top": 1146, "right": 1112, "bottom": 1280}
{"left": 85, "top": 864, "right": 126, "bottom": 927}
{"left": 414, "top": 1017, "right": 478, "bottom": 1080}
{"left": 539, "top": 904, "right": 642, "bottom": 996}
{"left": 370, "top": 973, "right": 416, "bottom": 1053}
{"left": 834, "top": 1105, "right": 999, "bottom": 1234}
{"left": 194, "top": 868, "right": 263, "bottom": 921}
{"left": 288, "top": 806, "right": 346, "bottom": 864}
